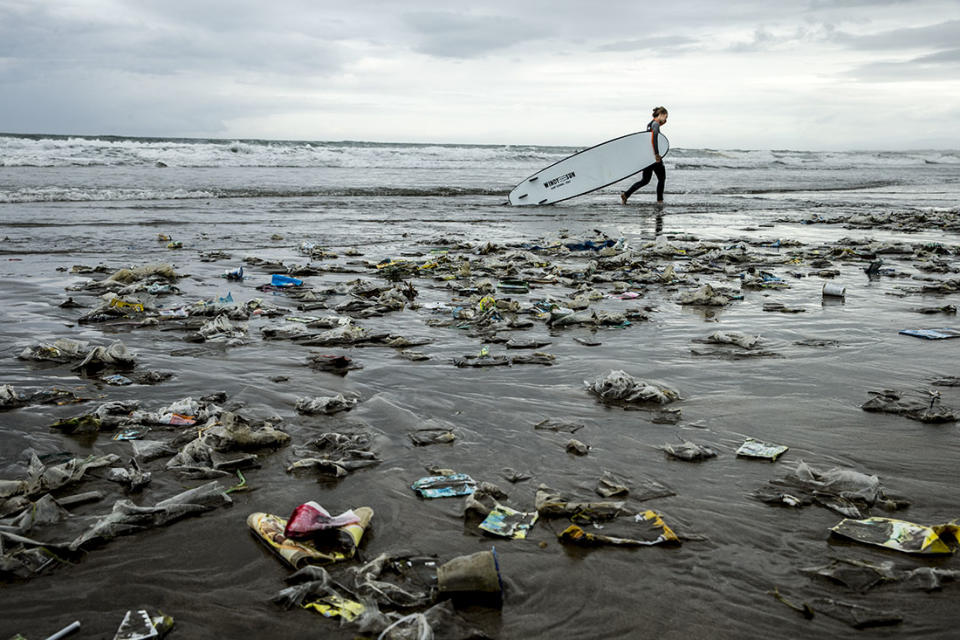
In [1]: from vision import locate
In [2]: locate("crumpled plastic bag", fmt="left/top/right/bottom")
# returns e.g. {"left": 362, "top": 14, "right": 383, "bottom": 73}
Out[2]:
{"left": 585, "top": 370, "right": 680, "bottom": 405}
{"left": 106, "top": 263, "right": 181, "bottom": 284}
{"left": 69, "top": 480, "right": 231, "bottom": 550}
{"left": 0, "top": 452, "right": 120, "bottom": 503}
{"left": 705, "top": 331, "right": 761, "bottom": 349}
{"left": 300, "top": 323, "right": 368, "bottom": 346}
{"left": 861, "top": 389, "right": 959, "bottom": 423}
{"left": 0, "top": 384, "right": 26, "bottom": 409}
{"left": 286, "top": 431, "right": 381, "bottom": 478}
{"left": 167, "top": 412, "right": 289, "bottom": 472}
{"left": 295, "top": 393, "right": 360, "bottom": 415}
{"left": 18, "top": 338, "right": 91, "bottom": 363}
{"left": 534, "top": 484, "right": 625, "bottom": 520}
{"left": 660, "top": 439, "right": 718, "bottom": 461}
{"left": 677, "top": 284, "right": 733, "bottom": 306}
{"left": 72, "top": 341, "right": 136, "bottom": 372}
{"left": 755, "top": 460, "right": 904, "bottom": 518}
{"left": 1, "top": 494, "right": 71, "bottom": 534}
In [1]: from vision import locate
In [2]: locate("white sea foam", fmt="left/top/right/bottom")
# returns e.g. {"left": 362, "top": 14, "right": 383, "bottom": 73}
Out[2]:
{"left": 0, "top": 134, "right": 567, "bottom": 169}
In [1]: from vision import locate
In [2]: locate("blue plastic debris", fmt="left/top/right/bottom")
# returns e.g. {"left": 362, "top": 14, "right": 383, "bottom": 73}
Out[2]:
{"left": 271, "top": 274, "right": 303, "bottom": 287}
{"left": 899, "top": 328, "right": 960, "bottom": 340}
{"left": 411, "top": 473, "right": 477, "bottom": 498}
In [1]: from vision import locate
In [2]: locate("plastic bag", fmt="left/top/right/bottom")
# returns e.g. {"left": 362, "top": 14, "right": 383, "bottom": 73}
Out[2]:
{"left": 285, "top": 502, "right": 361, "bottom": 539}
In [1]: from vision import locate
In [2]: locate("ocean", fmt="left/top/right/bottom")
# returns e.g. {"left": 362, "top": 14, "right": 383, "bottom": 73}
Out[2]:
{"left": 1, "top": 132, "right": 959, "bottom": 639}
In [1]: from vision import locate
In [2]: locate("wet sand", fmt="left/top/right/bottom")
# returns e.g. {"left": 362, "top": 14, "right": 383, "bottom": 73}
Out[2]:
{"left": 1, "top": 188, "right": 960, "bottom": 639}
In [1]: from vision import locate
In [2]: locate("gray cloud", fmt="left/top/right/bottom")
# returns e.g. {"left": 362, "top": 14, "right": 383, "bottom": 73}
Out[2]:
{"left": 0, "top": 2, "right": 348, "bottom": 79}
{"left": 832, "top": 19, "right": 960, "bottom": 51}
{"left": 845, "top": 47, "right": 960, "bottom": 81}
{"left": 402, "top": 11, "right": 548, "bottom": 58}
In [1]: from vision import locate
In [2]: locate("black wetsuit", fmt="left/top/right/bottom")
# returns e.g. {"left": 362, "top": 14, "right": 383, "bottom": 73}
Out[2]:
{"left": 623, "top": 120, "right": 665, "bottom": 202}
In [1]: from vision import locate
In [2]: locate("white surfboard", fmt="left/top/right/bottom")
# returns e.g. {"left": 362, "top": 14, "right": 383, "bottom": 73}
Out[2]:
{"left": 508, "top": 131, "right": 669, "bottom": 206}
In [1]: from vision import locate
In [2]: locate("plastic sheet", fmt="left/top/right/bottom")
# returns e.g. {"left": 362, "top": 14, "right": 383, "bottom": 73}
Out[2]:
{"left": 830, "top": 516, "right": 960, "bottom": 554}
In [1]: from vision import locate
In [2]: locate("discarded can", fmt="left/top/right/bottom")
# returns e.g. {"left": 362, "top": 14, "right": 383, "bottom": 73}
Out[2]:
{"left": 822, "top": 283, "right": 846, "bottom": 298}
{"left": 437, "top": 549, "right": 503, "bottom": 595}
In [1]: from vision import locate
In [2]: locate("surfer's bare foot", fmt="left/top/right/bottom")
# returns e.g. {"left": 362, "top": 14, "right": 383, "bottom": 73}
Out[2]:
{"left": 620, "top": 192, "right": 628, "bottom": 205}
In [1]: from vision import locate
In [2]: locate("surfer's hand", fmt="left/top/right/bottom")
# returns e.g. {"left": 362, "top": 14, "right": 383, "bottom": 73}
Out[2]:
{"left": 655, "top": 154, "right": 662, "bottom": 163}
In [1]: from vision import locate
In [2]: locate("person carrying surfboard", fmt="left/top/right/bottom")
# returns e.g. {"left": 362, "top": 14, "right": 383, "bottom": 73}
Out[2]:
{"left": 620, "top": 106, "right": 668, "bottom": 205}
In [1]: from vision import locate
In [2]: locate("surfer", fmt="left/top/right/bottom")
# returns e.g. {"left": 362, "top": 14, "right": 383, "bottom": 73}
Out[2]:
{"left": 620, "top": 106, "right": 668, "bottom": 205}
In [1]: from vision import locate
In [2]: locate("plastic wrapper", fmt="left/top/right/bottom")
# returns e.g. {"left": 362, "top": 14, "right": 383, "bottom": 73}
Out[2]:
{"left": 559, "top": 510, "right": 680, "bottom": 547}
{"left": 284, "top": 501, "right": 361, "bottom": 539}
{"left": 736, "top": 438, "right": 788, "bottom": 461}
{"left": 247, "top": 506, "right": 373, "bottom": 568}
{"left": 411, "top": 474, "right": 476, "bottom": 499}
{"left": 479, "top": 505, "right": 538, "bottom": 539}
{"left": 830, "top": 516, "right": 960, "bottom": 554}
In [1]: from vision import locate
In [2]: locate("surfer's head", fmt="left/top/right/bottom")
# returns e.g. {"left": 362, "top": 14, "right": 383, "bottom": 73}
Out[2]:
{"left": 652, "top": 106, "right": 668, "bottom": 124}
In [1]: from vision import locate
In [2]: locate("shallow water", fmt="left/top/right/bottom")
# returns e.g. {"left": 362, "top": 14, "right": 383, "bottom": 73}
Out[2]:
{"left": 1, "top": 135, "right": 959, "bottom": 639}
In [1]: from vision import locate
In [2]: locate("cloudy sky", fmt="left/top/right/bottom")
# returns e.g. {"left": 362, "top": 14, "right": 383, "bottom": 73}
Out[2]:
{"left": 1, "top": 0, "right": 958, "bottom": 149}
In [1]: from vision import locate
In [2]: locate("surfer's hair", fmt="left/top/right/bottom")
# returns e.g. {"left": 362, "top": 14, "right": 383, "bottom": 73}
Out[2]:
{"left": 652, "top": 106, "right": 668, "bottom": 117}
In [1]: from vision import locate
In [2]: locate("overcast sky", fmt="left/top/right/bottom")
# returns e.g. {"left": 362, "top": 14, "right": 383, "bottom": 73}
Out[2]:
{"left": 1, "top": 0, "right": 958, "bottom": 149}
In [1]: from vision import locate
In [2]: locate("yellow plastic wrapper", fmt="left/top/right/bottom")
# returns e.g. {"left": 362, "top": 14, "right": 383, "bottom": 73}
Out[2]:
{"left": 247, "top": 507, "right": 373, "bottom": 568}
{"left": 830, "top": 517, "right": 960, "bottom": 555}
{"left": 559, "top": 510, "right": 680, "bottom": 547}
{"left": 303, "top": 595, "right": 366, "bottom": 621}
{"left": 109, "top": 298, "right": 145, "bottom": 313}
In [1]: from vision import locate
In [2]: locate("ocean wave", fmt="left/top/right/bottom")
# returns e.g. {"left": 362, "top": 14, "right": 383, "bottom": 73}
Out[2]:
{"left": 0, "top": 134, "right": 569, "bottom": 169}
{"left": 3, "top": 133, "right": 956, "bottom": 171}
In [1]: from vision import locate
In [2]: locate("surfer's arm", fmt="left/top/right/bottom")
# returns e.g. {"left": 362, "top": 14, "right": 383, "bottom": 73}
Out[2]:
{"left": 649, "top": 122, "right": 661, "bottom": 160}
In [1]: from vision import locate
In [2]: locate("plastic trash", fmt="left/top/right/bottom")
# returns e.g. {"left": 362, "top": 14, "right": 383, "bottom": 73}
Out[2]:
{"left": 810, "top": 597, "right": 902, "bottom": 629}
{"left": 411, "top": 474, "right": 477, "bottom": 498}
{"left": 271, "top": 274, "right": 303, "bottom": 287}
{"left": 585, "top": 370, "right": 680, "bottom": 405}
{"left": 497, "top": 279, "right": 529, "bottom": 294}
{"left": 822, "top": 282, "right": 846, "bottom": 297}
{"left": 830, "top": 516, "right": 960, "bottom": 554}
{"left": 437, "top": 549, "right": 502, "bottom": 595}
{"left": 736, "top": 438, "right": 788, "bottom": 461}
{"left": 284, "top": 502, "right": 361, "bottom": 539}
{"left": 661, "top": 439, "right": 718, "bottom": 462}
{"left": 44, "top": 620, "right": 81, "bottom": 640}
{"left": 295, "top": 393, "right": 359, "bottom": 415}
{"left": 69, "top": 480, "right": 232, "bottom": 551}
{"left": 479, "top": 505, "right": 538, "bottom": 539}
{"left": 247, "top": 507, "right": 373, "bottom": 568}
{"left": 303, "top": 594, "right": 366, "bottom": 621}
{"left": 377, "top": 613, "right": 433, "bottom": 640}
{"left": 559, "top": 510, "right": 680, "bottom": 547}
{"left": 898, "top": 328, "right": 960, "bottom": 340}
{"left": 113, "top": 609, "right": 174, "bottom": 640}
{"left": 565, "top": 439, "right": 589, "bottom": 455}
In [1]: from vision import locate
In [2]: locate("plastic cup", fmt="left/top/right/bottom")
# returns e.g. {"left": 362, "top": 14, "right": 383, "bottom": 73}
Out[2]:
{"left": 822, "top": 283, "right": 846, "bottom": 298}
{"left": 437, "top": 549, "right": 502, "bottom": 594}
